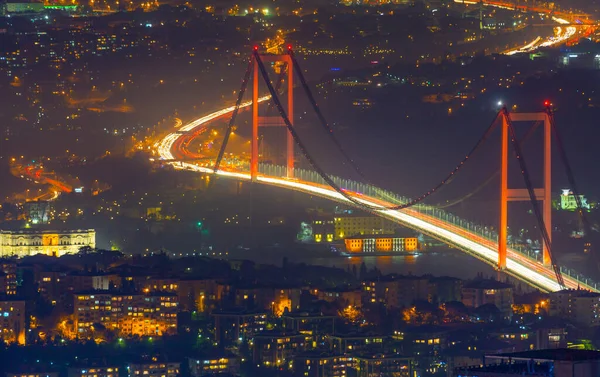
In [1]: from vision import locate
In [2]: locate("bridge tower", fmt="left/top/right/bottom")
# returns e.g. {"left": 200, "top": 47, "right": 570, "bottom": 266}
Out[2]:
{"left": 251, "top": 48, "right": 294, "bottom": 182}
{"left": 499, "top": 111, "right": 552, "bottom": 269}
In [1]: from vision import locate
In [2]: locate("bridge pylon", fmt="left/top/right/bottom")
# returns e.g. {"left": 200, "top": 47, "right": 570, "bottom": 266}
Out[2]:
{"left": 499, "top": 111, "right": 552, "bottom": 269}
{"left": 251, "top": 48, "right": 294, "bottom": 182}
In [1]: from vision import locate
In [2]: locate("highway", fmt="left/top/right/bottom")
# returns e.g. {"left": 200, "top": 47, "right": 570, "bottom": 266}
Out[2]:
{"left": 11, "top": 163, "right": 73, "bottom": 202}
{"left": 454, "top": 0, "right": 593, "bottom": 55}
{"left": 155, "top": 102, "right": 598, "bottom": 293}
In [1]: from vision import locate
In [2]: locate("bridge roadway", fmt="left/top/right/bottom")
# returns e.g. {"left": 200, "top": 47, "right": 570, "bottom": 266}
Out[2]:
{"left": 155, "top": 102, "right": 598, "bottom": 293}
{"left": 455, "top": 0, "right": 594, "bottom": 55}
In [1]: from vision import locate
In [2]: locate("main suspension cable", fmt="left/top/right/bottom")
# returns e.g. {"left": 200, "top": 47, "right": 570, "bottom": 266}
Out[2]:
{"left": 503, "top": 109, "right": 565, "bottom": 289}
{"left": 256, "top": 51, "right": 500, "bottom": 211}
{"left": 254, "top": 51, "right": 375, "bottom": 209}
{"left": 437, "top": 120, "right": 542, "bottom": 209}
{"left": 213, "top": 58, "right": 254, "bottom": 173}
{"left": 265, "top": 65, "right": 287, "bottom": 116}
{"left": 288, "top": 49, "right": 369, "bottom": 180}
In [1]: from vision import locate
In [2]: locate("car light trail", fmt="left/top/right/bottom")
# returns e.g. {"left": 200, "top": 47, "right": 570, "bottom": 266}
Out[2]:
{"left": 453, "top": 0, "right": 590, "bottom": 55}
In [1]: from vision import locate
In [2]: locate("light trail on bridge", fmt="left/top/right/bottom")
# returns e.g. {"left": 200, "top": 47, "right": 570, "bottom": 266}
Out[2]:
{"left": 155, "top": 95, "right": 271, "bottom": 161}
{"left": 154, "top": 102, "right": 596, "bottom": 293}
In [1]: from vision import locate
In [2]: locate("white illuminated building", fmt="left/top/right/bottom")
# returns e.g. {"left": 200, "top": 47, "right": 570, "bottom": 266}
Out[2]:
{"left": 0, "top": 229, "right": 96, "bottom": 257}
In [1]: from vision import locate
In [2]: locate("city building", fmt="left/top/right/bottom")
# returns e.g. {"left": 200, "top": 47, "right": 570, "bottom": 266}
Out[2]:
{"left": 283, "top": 312, "right": 337, "bottom": 347}
{"left": 188, "top": 356, "right": 240, "bottom": 376}
{"left": 334, "top": 215, "right": 397, "bottom": 239}
{"left": 445, "top": 338, "right": 516, "bottom": 374}
{"left": 0, "top": 260, "right": 17, "bottom": 295}
{"left": 213, "top": 309, "right": 267, "bottom": 345}
{"left": 428, "top": 276, "right": 462, "bottom": 304}
{"left": 38, "top": 271, "right": 119, "bottom": 306}
{"left": 402, "top": 325, "right": 447, "bottom": 355}
{"left": 0, "top": 229, "right": 96, "bottom": 257}
{"left": 317, "top": 287, "right": 362, "bottom": 308}
{"left": 252, "top": 330, "right": 307, "bottom": 367}
{"left": 454, "top": 349, "right": 600, "bottom": 377}
{"left": 293, "top": 352, "right": 353, "bottom": 377}
{"left": 177, "top": 278, "right": 223, "bottom": 312}
{"left": 530, "top": 319, "right": 569, "bottom": 349}
{"left": 0, "top": 299, "right": 25, "bottom": 345}
{"left": 309, "top": 218, "right": 335, "bottom": 243}
{"left": 344, "top": 234, "right": 419, "bottom": 253}
{"left": 23, "top": 201, "right": 51, "bottom": 225}
{"left": 69, "top": 272, "right": 119, "bottom": 292}
{"left": 67, "top": 365, "right": 119, "bottom": 377}
{"left": 329, "top": 333, "right": 386, "bottom": 355}
{"left": 362, "top": 274, "right": 429, "bottom": 308}
{"left": 233, "top": 285, "right": 301, "bottom": 314}
{"left": 127, "top": 361, "right": 180, "bottom": 377}
{"left": 462, "top": 279, "right": 514, "bottom": 320}
{"left": 140, "top": 277, "right": 179, "bottom": 293}
{"left": 352, "top": 353, "right": 414, "bottom": 377}
{"left": 548, "top": 289, "right": 600, "bottom": 327}
{"left": 74, "top": 291, "right": 178, "bottom": 338}
{"left": 559, "top": 189, "right": 590, "bottom": 211}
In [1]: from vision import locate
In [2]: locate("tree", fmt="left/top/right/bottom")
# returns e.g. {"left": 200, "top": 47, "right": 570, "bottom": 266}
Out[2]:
{"left": 359, "top": 262, "right": 368, "bottom": 279}
{"left": 338, "top": 305, "right": 364, "bottom": 324}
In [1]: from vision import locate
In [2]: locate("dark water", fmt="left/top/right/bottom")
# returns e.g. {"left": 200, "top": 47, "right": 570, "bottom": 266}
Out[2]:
{"left": 239, "top": 248, "right": 498, "bottom": 280}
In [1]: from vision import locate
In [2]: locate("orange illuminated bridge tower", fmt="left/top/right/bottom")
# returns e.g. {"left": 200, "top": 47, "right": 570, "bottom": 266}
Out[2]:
{"left": 498, "top": 109, "right": 552, "bottom": 269}
{"left": 251, "top": 45, "right": 295, "bottom": 181}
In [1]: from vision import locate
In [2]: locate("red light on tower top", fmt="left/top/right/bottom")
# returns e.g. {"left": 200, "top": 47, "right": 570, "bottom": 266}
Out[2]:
{"left": 253, "top": 45, "right": 259, "bottom": 51}
{"left": 287, "top": 44, "right": 293, "bottom": 51}
{"left": 544, "top": 100, "right": 551, "bottom": 107}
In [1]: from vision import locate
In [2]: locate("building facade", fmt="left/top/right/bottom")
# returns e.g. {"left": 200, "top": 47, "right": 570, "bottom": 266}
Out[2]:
{"left": 362, "top": 275, "right": 429, "bottom": 308}
{"left": 334, "top": 216, "right": 397, "bottom": 239}
{"left": 0, "top": 229, "right": 95, "bottom": 257}
{"left": 127, "top": 362, "right": 180, "bottom": 377}
{"left": 252, "top": 331, "right": 306, "bottom": 367}
{"left": 549, "top": 289, "right": 600, "bottom": 327}
{"left": 0, "top": 299, "right": 26, "bottom": 345}
{"left": 344, "top": 235, "right": 419, "bottom": 253}
{"left": 454, "top": 349, "right": 600, "bottom": 377}
{"left": 74, "top": 291, "right": 178, "bottom": 338}
{"left": 213, "top": 310, "right": 267, "bottom": 345}
{"left": 67, "top": 366, "right": 119, "bottom": 377}
{"left": 353, "top": 354, "right": 414, "bottom": 377}
{"left": 188, "top": 357, "right": 240, "bottom": 376}
{"left": 0, "top": 261, "right": 17, "bottom": 295}
{"left": 462, "top": 279, "right": 514, "bottom": 320}
{"left": 293, "top": 353, "right": 353, "bottom": 377}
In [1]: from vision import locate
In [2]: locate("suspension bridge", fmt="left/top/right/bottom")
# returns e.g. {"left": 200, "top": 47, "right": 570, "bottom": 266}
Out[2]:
{"left": 155, "top": 47, "right": 598, "bottom": 293}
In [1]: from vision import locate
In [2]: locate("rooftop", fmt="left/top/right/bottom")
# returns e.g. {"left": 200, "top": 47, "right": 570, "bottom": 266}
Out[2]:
{"left": 353, "top": 352, "right": 412, "bottom": 360}
{"left": 551, "top": 289, "right": 600, "bottom": 298}
{"left": 463, "top": 279, "right": 512, "bottom": 290}
{"left": 491, "top": 349, "right": 600, "bottom": 362}
{"left": 253, "top": 330, "right": 303, "bottom": 338}
{"left": 283, "top": 311, "right": 337, "bottom": 319}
